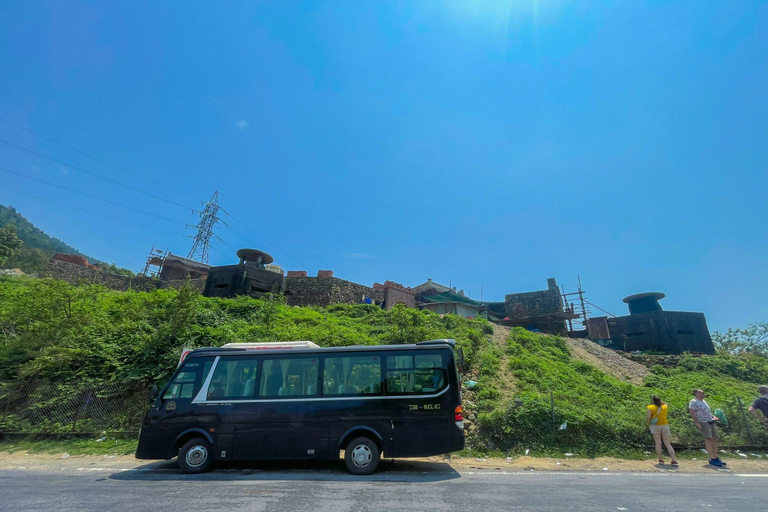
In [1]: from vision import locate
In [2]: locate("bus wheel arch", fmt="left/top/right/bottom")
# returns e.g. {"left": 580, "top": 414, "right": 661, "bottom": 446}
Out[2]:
{"left": 173, "top": 429, "right": 214, "bottom": 458}
{"left": 339, "top": 427, "right": 383, "bottom": 454}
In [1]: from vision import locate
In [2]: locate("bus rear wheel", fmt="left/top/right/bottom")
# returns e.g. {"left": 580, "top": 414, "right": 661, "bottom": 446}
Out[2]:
{"left": 344, "top": 436, "right": 380, "bottom": 475}
{"left": 178, "top": 437, "right": 213, "bottom": 474}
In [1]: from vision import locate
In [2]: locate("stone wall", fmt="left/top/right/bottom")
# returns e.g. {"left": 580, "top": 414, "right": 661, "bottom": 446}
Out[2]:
{"left": 504, "top": 278, "right": 564, "bottom": 319}
{"left": 43, "top": 259, "right": 205, "bottom": 293}
{"left": 285, "top": 276, "right": 384, "bottom": 307}
{"left": 617, "top": 352, "right": 683, "bottom": 369}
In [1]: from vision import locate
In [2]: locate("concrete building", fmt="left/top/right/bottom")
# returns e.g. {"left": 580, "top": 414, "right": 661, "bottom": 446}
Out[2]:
{"left": 157, "top": 253, "right": 210, "bottom": 281}
{"left": 202, "top": 249, "right": 286, "bottom": 299}
{"left": 590, "top": 292, "right": 715, "bottom": 354}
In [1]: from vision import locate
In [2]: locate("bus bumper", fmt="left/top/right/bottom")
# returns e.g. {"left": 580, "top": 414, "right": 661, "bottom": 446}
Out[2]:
{"left": 135, "top": 425, "right": 173, "bottom": 460}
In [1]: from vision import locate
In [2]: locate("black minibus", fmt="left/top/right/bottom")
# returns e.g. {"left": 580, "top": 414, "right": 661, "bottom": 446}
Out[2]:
{"left": 136, "top": 339, "right": 465, "bottom": 474}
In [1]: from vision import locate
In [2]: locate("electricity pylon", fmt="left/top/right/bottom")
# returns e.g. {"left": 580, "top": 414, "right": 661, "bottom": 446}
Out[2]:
{"left": 187, "top": 191, "right": 221, "bottom": 264}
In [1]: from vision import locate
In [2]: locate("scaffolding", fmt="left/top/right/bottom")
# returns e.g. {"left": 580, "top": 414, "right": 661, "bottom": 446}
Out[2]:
{"left": 560, "top": 276, "right": 616, "bottom": 333}
{"left": 141, "top": 245, "right": 167, "bottom": 278}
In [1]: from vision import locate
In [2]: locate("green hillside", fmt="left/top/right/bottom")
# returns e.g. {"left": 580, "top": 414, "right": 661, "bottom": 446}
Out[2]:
{"left": 0, "top": 276, "right": 766, "bottom": 451}
{"left": 0, "top": 204, "right": 132, "bottom": 275}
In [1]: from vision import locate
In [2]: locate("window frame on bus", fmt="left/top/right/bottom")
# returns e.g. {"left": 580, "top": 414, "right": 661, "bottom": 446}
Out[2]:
{"left": 257, "top": 355, "right": 321, "bottom": 399}
{"left": 384, "top": 350, "right": 448, "bottom": 396}
{"left": 321, "top": 352, "right": 385, "bottom": 398}
{"left": 162, "top": 356, "right": 214, "bottom": 401}
{"left": 205, "top": 355, "right": 260, "bottom": 401}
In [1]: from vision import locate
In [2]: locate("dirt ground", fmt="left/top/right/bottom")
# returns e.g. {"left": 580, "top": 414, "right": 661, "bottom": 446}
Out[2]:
{"left": 3, "top": 450, "right": 768, "bottom": 474}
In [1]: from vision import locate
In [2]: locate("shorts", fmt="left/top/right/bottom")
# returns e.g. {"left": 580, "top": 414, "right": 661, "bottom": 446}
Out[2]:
{"left": 649, "top": 424, "right": 670, "bottom": 436}
{"left": 698, "top": 421, "right": 719, "bottom": 439}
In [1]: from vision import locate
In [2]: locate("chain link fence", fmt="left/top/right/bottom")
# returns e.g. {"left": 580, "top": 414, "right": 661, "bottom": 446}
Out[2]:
{"left": 0, "top": 380, "right": 149, "bottom": 434}
{"left": 463, "top": 390, "right": 768, "bottom": 454}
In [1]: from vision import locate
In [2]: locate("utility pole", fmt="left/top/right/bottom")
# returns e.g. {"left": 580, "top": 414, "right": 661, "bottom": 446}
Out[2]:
{"left": 578, "top": 275, "right": 588, "bottom": 329}
{"left": 187, "top": 191, "right": 221, "bottom": 264}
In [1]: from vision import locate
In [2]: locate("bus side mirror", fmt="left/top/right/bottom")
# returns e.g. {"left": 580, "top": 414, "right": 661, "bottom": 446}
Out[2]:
{"left": 148, "top": 385, "right": 159, "bottom": 403}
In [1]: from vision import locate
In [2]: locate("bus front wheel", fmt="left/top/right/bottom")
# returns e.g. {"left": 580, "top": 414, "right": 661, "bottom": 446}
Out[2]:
{"left": 344, "top": 436, "right": 380, "bottom": 475}
{"left": 178, "top": 437, "right": 213, "bottom": 474}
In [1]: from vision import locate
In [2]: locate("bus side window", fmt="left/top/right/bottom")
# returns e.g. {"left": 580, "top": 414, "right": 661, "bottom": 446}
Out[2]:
{"left": 323, "top": 356, "right": 382, "bottom": 396}
{"left": 260, "top": 358, "right": 319, "bottom": 397}
{"left": 386, "top": 353, "right": 446, "bottom": 395}
{"left": 207, "top": 357, "right": 259, "bottom": 400}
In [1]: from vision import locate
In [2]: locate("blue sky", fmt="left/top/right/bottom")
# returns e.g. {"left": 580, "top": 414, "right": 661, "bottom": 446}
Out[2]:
{"left": 0, "top": 1, "right": 766, "bottom": 332}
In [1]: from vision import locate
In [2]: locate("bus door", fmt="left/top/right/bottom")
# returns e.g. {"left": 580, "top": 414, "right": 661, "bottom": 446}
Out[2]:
{"left": 321, "top": 354, "right": 388, "bottom": 455}
{"left": 385, "top": 351, "right": 453, "bottom": 457}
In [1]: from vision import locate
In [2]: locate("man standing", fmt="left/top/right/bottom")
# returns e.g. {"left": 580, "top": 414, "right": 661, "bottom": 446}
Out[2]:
{"left": 689, "top": 389, "right": 726, "bottom": 467}
{"left": 747, "top": 385, "right": 768, "bottom": 427}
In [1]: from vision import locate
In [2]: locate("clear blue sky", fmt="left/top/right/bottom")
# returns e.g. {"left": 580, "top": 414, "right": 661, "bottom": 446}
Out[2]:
{"left": 1, "top": 1, "right": 766, "bottom": 332}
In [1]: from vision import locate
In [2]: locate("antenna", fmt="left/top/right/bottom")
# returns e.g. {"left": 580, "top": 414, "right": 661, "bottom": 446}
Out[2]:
{"left": 187, "top": 191, "right": 221, "bottom": 264}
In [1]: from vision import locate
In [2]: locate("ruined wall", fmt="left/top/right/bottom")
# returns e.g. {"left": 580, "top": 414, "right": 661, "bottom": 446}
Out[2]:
{"left": 43, "top": 259, "right": 205, "bottom": 293}
{"left": 504, "top": 278, "right": 563, "bottom": 319}
{"left": 285, "top": 276, "right": 384, "bottom": 307}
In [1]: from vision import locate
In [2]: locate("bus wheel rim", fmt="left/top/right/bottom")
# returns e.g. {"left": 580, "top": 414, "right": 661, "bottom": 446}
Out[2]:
{"left": 351, "top": 445, "right": 372, "bottom": 467}
{"left": 186, "top": 445, "right": 208, "bottom": 468}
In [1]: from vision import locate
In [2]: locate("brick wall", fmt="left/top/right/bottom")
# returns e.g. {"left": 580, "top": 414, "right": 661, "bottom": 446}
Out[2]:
{"left": 373, "top": 280, "right": 416, "bottom": 309}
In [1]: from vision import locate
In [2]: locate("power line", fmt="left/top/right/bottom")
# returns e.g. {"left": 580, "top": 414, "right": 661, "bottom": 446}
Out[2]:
{"left": 1, "top": 90, "right": 326, "bottom": 271}
{"left": 0, "top": 185, "right": 188, "bottom": 237}
{"left": 0, "top": 117, "right": 203, "bottom": 203}
{"left": 0, "top": 89, "right": 214, "bottom": 193}
{"left": 0, "top": 166, "right": 188, "bottom": 226}
{"left": 0, "top": 137, "right": 194, "bottom": 211}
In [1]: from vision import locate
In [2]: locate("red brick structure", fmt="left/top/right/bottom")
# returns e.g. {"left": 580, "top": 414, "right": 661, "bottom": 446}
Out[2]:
{"left": 286, "top": 270, "right": 308, "bottom": 278}
{"left": 373, "top": 280, "right": 416, "bottom": 309}
{"left": 53, "top": 253, "right": 96, "bottom": 269}
{"left": 317, "top": 270, "right": 334, "bottom": 278}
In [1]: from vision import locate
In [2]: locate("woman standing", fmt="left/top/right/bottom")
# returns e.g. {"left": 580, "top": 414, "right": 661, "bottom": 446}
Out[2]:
{"left": 647, "top": 396, "right": 678, "bottom": 465}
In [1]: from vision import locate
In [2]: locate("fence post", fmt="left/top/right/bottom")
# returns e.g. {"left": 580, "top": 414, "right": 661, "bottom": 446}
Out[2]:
{"left": 71, "top": 389, "right": 90, "bottom": 433}
{"left": 550, "top": 391, "right": 555, "bottom": 432}
{"left": 736, "top": 396, "right": 756, "bottom": 445}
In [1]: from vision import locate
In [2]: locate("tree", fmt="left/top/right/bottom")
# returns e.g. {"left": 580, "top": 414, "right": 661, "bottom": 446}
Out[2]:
{"left": 713, "top": 322, "right": 768, "bottom": 357}
{"left": 0, "top": 224, "right": 23, "bottom": 266}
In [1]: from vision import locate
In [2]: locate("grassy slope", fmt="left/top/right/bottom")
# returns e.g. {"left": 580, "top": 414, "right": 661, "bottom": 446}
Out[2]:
{"left": 1, "top": 276, "right": 766, "bottom": 455}
{"left": 0, "top": 276, "right": 492, "bottom": 384}
{"left": 467, "top": 328, "right": 768, "bottom": 455}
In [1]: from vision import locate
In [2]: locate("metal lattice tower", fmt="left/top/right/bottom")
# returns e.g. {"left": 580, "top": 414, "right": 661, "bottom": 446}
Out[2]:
{"left": 187, "top": 191, "right": 221, "bottom": 264}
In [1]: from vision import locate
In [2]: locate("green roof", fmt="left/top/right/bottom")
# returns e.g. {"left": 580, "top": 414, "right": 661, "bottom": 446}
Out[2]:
{"left": 420, "top": 290, "right": 482, "bottom": 306}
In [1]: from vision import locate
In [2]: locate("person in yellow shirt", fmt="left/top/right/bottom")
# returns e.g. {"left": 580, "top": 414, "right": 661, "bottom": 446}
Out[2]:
{"left": 646, "top": 396, "right": 678, "bottom": 465}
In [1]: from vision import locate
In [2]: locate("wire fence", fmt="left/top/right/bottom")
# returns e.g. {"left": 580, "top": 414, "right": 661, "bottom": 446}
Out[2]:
{"left": 464, "top": 391, "right": 768, "bottom": 454}
{"left": 2, "top": 379, "right": 766, "bottom": 454}
{"left": 0, "top": 380, "right": 148, "bottom": 434}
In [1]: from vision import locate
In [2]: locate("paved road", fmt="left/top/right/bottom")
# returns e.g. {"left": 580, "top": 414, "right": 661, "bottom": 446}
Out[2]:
{"left": 1, "top": 460, "right": 766, "bottom": 511}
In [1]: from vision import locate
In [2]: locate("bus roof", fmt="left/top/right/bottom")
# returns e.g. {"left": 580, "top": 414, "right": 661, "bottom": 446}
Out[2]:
{"left": 187, "top": 339, "right": 456, "bottom": 358}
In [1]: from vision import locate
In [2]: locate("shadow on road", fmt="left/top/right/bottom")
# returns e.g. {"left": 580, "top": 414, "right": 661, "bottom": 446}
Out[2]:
{"left": 108, "top": 458, "right": 461, "bottom": 483}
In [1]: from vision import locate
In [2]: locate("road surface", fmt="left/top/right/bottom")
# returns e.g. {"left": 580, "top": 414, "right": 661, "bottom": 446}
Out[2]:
{"left": 1, "top": 460, "right": 765, "bottom": 511}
